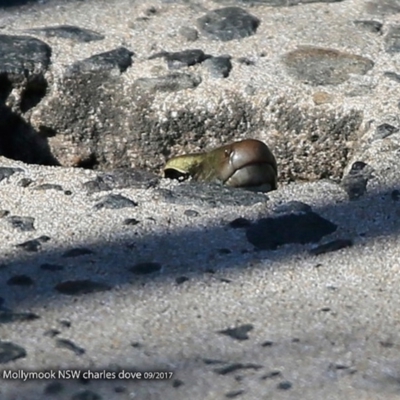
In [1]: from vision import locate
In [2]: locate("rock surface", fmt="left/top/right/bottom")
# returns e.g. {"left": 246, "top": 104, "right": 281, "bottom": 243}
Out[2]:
{"left": 0, "top": 1, "right": 400, "bottom": 400}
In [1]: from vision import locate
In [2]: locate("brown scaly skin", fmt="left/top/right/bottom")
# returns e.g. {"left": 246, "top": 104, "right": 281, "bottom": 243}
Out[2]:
{"left": 164, "top": 139, "right": 278, "bottom": 191}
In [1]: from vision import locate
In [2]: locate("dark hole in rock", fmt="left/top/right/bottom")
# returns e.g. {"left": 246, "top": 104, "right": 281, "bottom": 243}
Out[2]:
{"left": 0, "top": 75, "right": 12, "bottom": 103}
{"left": 20, "top": 79, "right": 48, "bottom": 113}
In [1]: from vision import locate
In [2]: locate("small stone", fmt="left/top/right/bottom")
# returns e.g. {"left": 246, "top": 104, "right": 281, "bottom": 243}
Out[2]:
{"left": 172, "top": 379, "right": 184, "bottom": 388}
{"left": 0, "top": 167, "right": 23, "bottom": 183}
{"left": 260, "top": 370, "right": 281, "bottom": 380}
{"left": 341, "top": 162, "right": 372, "bottom": 200}
{"left": 133, "top": 72, "right": 202, "bottom": 93}
{"left": 55, "top": 280, "right": 112, "bottom": 295}
{"left": 0, "top": 210, "right": 9, "bottom": 218}
{"left": 0, "top": 341, "right": 27, "bottom": 363}
{"left": 184, "top": 209, "right": 199, "bottom": 217}
{"left": 62, "top": 248, "right": 94, "bottom": 258}
{"left": 59, "top": 319, "right": 71, "bottom": 328}
{"left": 246, "top": 212, "right": 337, "bottom": 250}
{"left": 7, "top": 275, "right": 34, "bottom": 286}
{"left": 129, "top": 262, "right": 162, "bottom": 275}
{"left": 237, "top": 57, "right": 255, "bottom": 65}
{"left": 68, "top": 47, "right": 134, "bottom": 74}
{"left": 18, "top": 178, "right": 33, "bottom": 187}
{"left": 16, "top": 235, "right": 50, "bottom": 252}
{"left": 150, "top": 49, "right": 209, "bottom": 69}
{"left": 55, "top": 338, "right": 85, "bottom": 356}
{"left": 94, "top": 194, "right": 138, "bottom": 210}
{"left": 44, "top": 329, "right": 61, "bottom": 337}
{"left": 283, "top": 46, "right": 374, "bottom": 85}
{"left": 197, "top": 7, "right": 260, "bottom": 41}
{"left": 261, "top": 340, "right": 274, "bottom": 347}
{"left": 203, "top": 55, "right": 232, "bottom": 78}
{"left": 309, "top": 239, "right": 353, "bottom": 255}
{"left": 179, "top": 26, "right": 199, "bottom": 41}
{"left": 218, "top": 324, "right": 254, "bottom": 341}
{"left": 277, "top": 381, "right": 292, "bottom": 390}
{"left": 123, "top": 218, "right": 140, "bottom": 226}
{"left": 24, "top": 25, "right": 104, "bottom": 42}
{"left": 374, "top": 123, "right": 399, "bottom": 139}
{"left": 6, "top": 215, "right": 35, "bottom": 231}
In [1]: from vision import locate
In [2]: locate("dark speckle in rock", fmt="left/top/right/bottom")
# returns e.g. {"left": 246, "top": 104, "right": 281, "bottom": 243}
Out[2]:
{"left": 237, "top": 57, "right": 255, "bottom": 65}
{"left": 218, "top": 324, "right": 254, "bottom": 341}
{"left": 374, "top": 123, "right": 399, "bottom": 139}
{"left": 44, "top": 381, "right": 64, "bottom": 395}
{"left": 34, "top": 183, "right": 63, "bottom": 191}
{"left": 0, "top": 341, "right": 27, "bottom": 363}
{"left": 55, "top": 280, "right": 112, "bottom": 295}
{"left": 62, "top": 248, "right": 94, "bottom": 258}
{"left": 214, "top": 363, "right": 263, "bottom": 375}
{"left": 354, "top": 20, "right": 383, "bottom": 33}
{"left": 184, "top": 209, "right": 199, "bottom": 217}
{"left": 225, "top": 389, "right": 244, "bottom": 398}
{"left": 273, "top": 201, "right": 312, "bottom": 214}
{"left": 277, "top": 381, "right": 292, "bottom": 390}
{"left": 24, "top": 25, "right": 104, "bottom": 42}
{"left": 0, "top": 311, "right": 39, "bottom": 323}
{"left": 123, "top": 218, "right": 140, "bottom": 226}
{"left": 246, "top": 212, "right": 337, "bottom": 250}
{"left": 228, "top": 217, "right": 251, "bottom": 228}
{"left": 16, "top": 235, "right": 50, "bottom": 252}
{"left": 94, "top": 194, "right": 138, "bottom": 210}
{"left": 197, "top": 7, "right": 260, "bottom": 41}
{"left": 7, "top": 275, "right": 34, "bottom": 286}
{"left": 40, "top": 263, "right": 64, "bottom": 271}
{"left": 0, "top": 167, "right": 23, "bottom": 183}
{"left": 44, "top": 329, "right": 61, "bottom": 337}
{"left": 7, "top": 215, "right": 35, "bottom": 231}
{"left": 282, "top": 46, "right": 374, "bottom": 85}
{"left": 176, "top": 276, "right": 189, "bottom": 285}
{"left": 129, "top": 262, "right": 162, "bottom": 275}
{"left": 350, "top": 161, "right": 367, "bottom": 172}
{"left": 59, "top": 319, "right": 71, "bottom": 328}
{"left": 172, "top": 379, "right": 184, "bottom": 388}
{"left": 309, "top": 238, "right": 353, "bottom": 255}
{"left": 203, "top": 55, "right": 232, "bottom": 78}
{"left": 114, "top": 386, "right": 127, "bottom": 393}
{"left": 55, "top": 338, "right": 85, "bottom": 356}
{"left": 391, "top": 189, "right": 400, "bottom": 201}
{"left": 64, "top": 190, "right": 73, "bottom": 196}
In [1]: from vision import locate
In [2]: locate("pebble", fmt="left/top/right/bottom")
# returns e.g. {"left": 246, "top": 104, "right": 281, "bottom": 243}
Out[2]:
{"left": 94, "top": 194, "right": 138, "bottom": 210}
{"left": 218, "top": 324, "right": 254, "bottom": 341}
{"left": 23, "top": 25, "right": 104, "bottom": 42}
{"left": 55, "top": 338, "right": 85, "bottom": 355}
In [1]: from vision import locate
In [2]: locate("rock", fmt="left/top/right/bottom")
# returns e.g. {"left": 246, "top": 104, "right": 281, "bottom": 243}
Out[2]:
{"left": 383, "top": 71, "right": 400, "bottom": 83}
{"left": 341, "top": 161, "right": 373, "bottom": 200}
{"left": 197, "top": 7, "right": 260, "bottom": 41}
{"left": 0, "top": 167, "right": 23, "bottom": 182}
{"left": 23, "top": 25, "right": 104, "bottom": 42}
{"left": 0, "top": 341, "right": 27, "bottom": 363}
{"left": 246, "top": 212, "right": 337, "bottom": 250}
{"left": 34, "top": 183, "right": 63, "bottom": 191}
{"left": 203, "top": 55, "right": 232, "bottom": 78}
{"left": 55, "top": 280, "right": 112, "bottom": 295}
{"left": 273, "top": 201, "right": 312, "bottom": 214}
{"left": 179, "top": 26, "right": 199, "bottom": 41}
{"left": 15, "top": 235, "right": 50, "bottom": 252}
{"left": 6, "top": 215, "right": 35, "bottom": 231}
{"left": 353, "top": 20, "right": 383, "bottom": 34}
{"left": 366, "top": 0, "right": 400, "bottom": 15}
{"left": 67, "top": 47, "right": 134, "bottom": 75}
{"left": 214, "top": 363, "right": 263, "bottom": 375}
{"left": 373, "top": 123, "right": 399, "bottom": 140}
{"left": 283, "top": 46, "right": 374, "bottom": 85}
